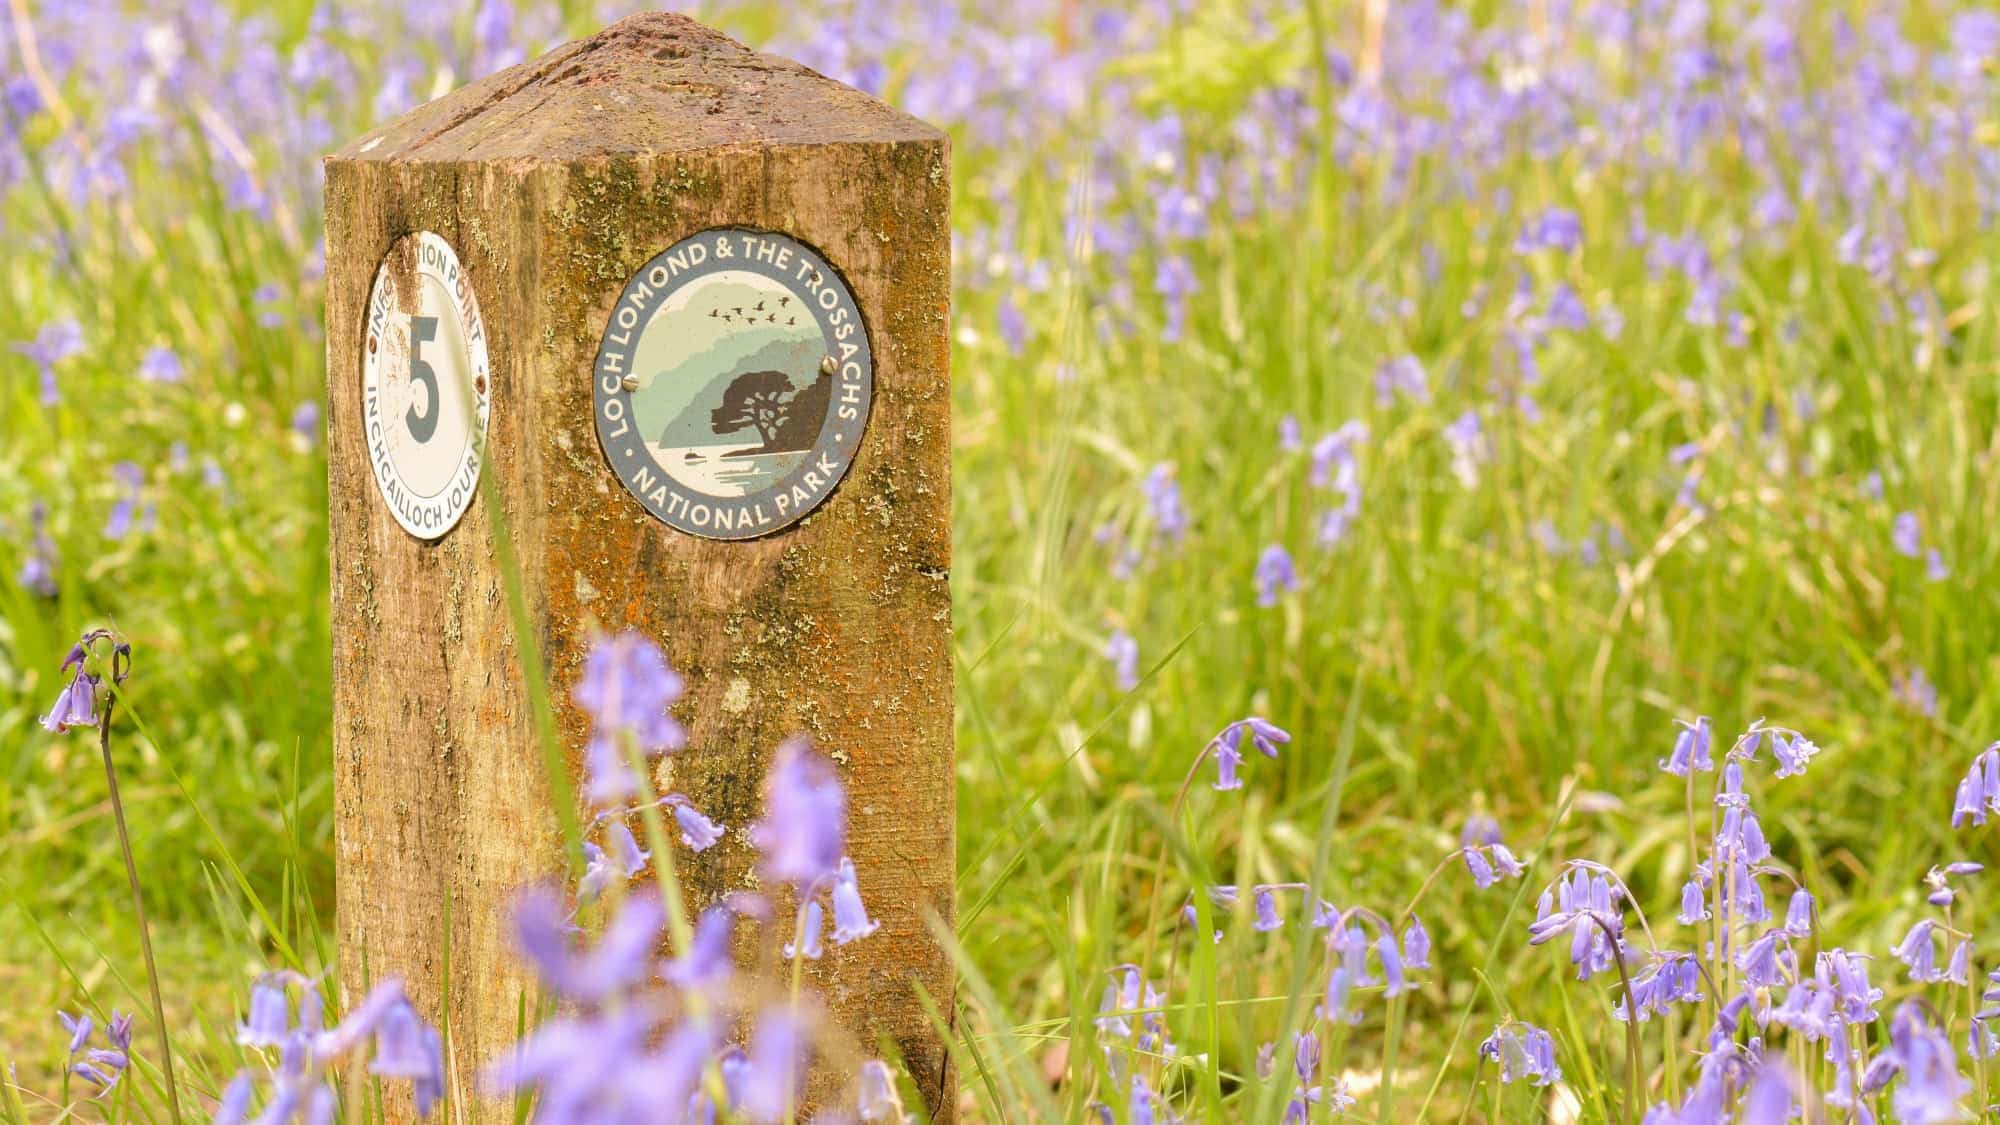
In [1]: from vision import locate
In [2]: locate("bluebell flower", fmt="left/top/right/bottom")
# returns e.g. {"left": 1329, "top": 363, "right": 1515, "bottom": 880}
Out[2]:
{"left": 1735, "top": 930, "right": 1786, "bottom": 989}
{"left": 573, "top": 632, "right": 687, "bottom": 805}
{"left": 39, "top": 659, "right": 98, "bottom": 734}
{"left": 1769, "top": 731, "right": 1819, "bottom": 778}
{"left": 1616, "top": 953, "right": 1704, "bottom": 1022}
{"left": 368, "top": 998, "right": 444, "bottom": 1115}
{"left": 1951, "top": 745, "right": 2000, "bottom": 828}
{"left": 12, "top": 318, "right": 83, "bottom": 405}
{"left": 1892, "top": 511, "right": 1922, "bottom": 558}
{"left": 740, "top": 1006, "right": 810, "bottom": 1122}
{"left": 291, "top": 401, "right": 322, "bottom": 447}
{"left": 1864, "top": 1001, "right": 1969, "bottom": 1122}
{"left": 1252, "top": 887, "right": 1282, "bottom": 932}
{"left": 1207, "top": 717, "right": 1289, "bottom": 791}
{"left": 237, "top": 974, "right": 297, "bottom": 1047}
{"left": 1276, "top": 415, "right": 1302, "bottom": 452}
{"left": 1373, "top": 354, "right": 1428, "bottom": 405}
{"left": 1441, "top": 410, "right": 1488, "bottom": 488}
{"left": 512, "top": 887, "right": 661, "bottom": 1003}
{"left": 1376, "top": 932, "right": 1409, "bottom": 997}
{"left": 1528, "top": 866, "right": 1626, "bottom": 980}
{"left": 751, "top": 737, "right": 846, "bottom": 887}
{"left": 17, "top": 502, "right": 58, "bottom": 597}
{"left": 829, "top": 857, "right": 881, "bottom": 945}
{"left": 857, "top": 1059, "right": 907, "bottom": 1123}
{"left": 1478, "top": 1022, "right": 1560, "bottom": 1086}
{"left": 784, "top": 900, "right": 825, "bottom": 961}
{"left": 1253, "top": 544, "right": 1298, "bottom": 607}
{"left": 138, "top": 346, "right": 183, "bottom": 383}
{"left": 666, "top": 796, "right": 724, "bottom": 852}
{"left": 1677, "top": 875, "right": 1710, "bottom": 924}
{"left": 1141, "top": 463, "right": 1188, "bottom": 544}
{"left": 663, "top": 903, "right": 736, "bottom": 990}
{"left": 1403, "top": 916, "right": 1431, "bottom": 969}
{"left": 1745, "top": 1057, "right": 1805, "bottom": 1124}
{"left": 1783, "top": 888, "right": 1813, "bottom": 937}
{"left": 1513, "top": 208, "right": 1582, "bottom": 254}
{"left": 1895, "top": 920, "right": 1944, "bottom": 983}
{"left": 1660, "top": 716, "right": 1713, "bottom": 775}
{"left": 1104, "top": 630, "right": 1139, "bottom": 692}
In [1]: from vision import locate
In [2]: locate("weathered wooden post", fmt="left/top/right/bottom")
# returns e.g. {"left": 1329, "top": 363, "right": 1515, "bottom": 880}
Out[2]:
{"left": 323, "top": 12, "right": 952, "bottom": 1114}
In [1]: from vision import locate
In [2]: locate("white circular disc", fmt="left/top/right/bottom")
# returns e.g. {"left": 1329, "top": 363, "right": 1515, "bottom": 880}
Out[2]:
{"left": 361, "top": 231, "right": 491, "bottom": 540}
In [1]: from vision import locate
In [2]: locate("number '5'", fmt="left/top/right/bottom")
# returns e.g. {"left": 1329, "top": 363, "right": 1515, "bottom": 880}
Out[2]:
{"left": 406, "top": 315, "right": 440, "bottom": 444}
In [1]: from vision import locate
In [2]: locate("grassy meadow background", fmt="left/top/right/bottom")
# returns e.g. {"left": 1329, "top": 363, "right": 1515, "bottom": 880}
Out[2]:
{"left": 4, "top": 0, "right": 2000, "bottom": 1119}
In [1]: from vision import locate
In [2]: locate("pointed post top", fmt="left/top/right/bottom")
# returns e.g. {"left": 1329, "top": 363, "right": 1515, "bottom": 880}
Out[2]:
{"left": 331, "top": 12, "right": 944, "bottom": 165}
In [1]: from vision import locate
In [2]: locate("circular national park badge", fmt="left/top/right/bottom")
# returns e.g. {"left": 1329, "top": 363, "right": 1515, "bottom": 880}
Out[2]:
{"left": 592, "top": 228, "right": 873, "bottom": 540}
{"left": 361, "top": 231, "right": 490, "bottom": 540}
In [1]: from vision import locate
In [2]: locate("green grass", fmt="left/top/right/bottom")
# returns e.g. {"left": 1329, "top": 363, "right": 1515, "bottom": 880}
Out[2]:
{"left": 4, "top": 0, "right": 2000, "bottom": 1120}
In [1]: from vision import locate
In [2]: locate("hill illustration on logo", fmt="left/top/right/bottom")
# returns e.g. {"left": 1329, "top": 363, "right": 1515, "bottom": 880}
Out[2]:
{"left": 594, "top": 228, "right": 872, "bottom": 538}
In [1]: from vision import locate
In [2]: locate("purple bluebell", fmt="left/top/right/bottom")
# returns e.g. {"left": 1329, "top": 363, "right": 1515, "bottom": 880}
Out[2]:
{"left": 1252, "top": 887, "right": 1282, "bottom": 932}
{"left": 1738, "top": 1056, "right": 1797, "bottom": 1124}
{"left": 1104, "top": 630, "right": 1139, "bottom": 692}
{"left": 1478, "top": 1022, "right": 1560, "bottom": 1085}
{"left": 1677, "top": 875, "right": 1710, "bottom": 924}
{"left": 1616, "top": 953, "right": 1704, "bottom": 1022}
{"left": 1376, "top": 932, "right": 1409, "bottom": 997}
{"left": 1864, "top": 1001, "right": 1969, "bottom": 1122}
{"left": 1513, "top": 208, "right": 1582, "bottom": 254}
{"left": 829, "top": 857, "right": 880, "bottom": 945}
{"left": 1736, "top": 930, "right": 1785, "bottom": 988}
{"left": 663, "top": 904, "right": 736, "bottom": 990}
{"left": 1207, "top": 717, "right": 1289, "bottom": 791}
{"left": 139, "top": 346, "right": 183, "bottom": 383}
{"left": 1374, "top": 355, "right": 1429, "bottom": 405}
{"left": 368, "top": 997, "right": 444, "bottom": 1115}
{"left": 1952, "top": 745, "right": 2000, "bottom": 827}
{"left": 1403, "top": 916, "right": 1430, "bottom": 969}
{"left": 1441, "top": 410, "right": 1487, "bottom": 488}
{"left": 39, "top": 656, "right": 98, "bottom": 734}
{"left": 1141, "top": 463, "right": 1188, "bottom": 546}
{"left": 858, "top": 1059, "right": 905, "bottom": 1122}
{"left": 1894, "top": 920, "right": 1944, "bottom": 983}
{"left": 1253, "top": 544, "right": 1298, "bottom": 606}
{"left": 1783, "top": 888, "right": 1813, "bottom": 937}
{"left": 740, "top": 1006, "right": 810, "bottom": 1122}
{"left": 1660, "top": 716, "right": 1713, "bottom": 776}
{"left": 573, "top": 632, "right": 687, "bottom": 805}
{"left": 1893, "top": 511, "right": 1922, "bottom": 558}
{"left": 1277, "top": 415, "right": 1302, "bottom": 452}
{"left": 513, "top": 887, "right": 662, "bottom": 1003}
{"left": 13, "top": 319, "right": 83, "bottom": 405}
{"left": 1528, "top": 866, "right": 1626, "bottom": 980}
{"left": 103, "top": 462, "right": 149, "bottom": 540}
{"left": 751, "top": 737, "right": 846, "bottom": 887}
{"left": 292, "top": 401, "right": 322, "bottom": 446}
{"left": 1926, "top": 548, "right": 1950, "bottom": 582}
{"left": 1769, "top": 731, "right": 1819, "bottom": 778}
{"left": 237, "top": 974, "right": 296, "bottom": 1047}
{"left": 666, "top": 796, "right": 724, "bottom": 852}
{"left": 16, "top": 502, "right": 58, "bottom": 597}
{"left": 784, "top": 899, "right": 825, "bottom": 961}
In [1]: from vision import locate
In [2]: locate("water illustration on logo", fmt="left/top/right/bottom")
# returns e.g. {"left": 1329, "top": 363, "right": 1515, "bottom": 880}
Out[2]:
{"left": 594, "top": 228, "right": 872, "bottom": 540}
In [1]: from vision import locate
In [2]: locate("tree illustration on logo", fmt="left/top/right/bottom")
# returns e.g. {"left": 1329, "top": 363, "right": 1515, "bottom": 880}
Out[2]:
{"left": 709, "top": 369, "right": 795, "bottom": 447}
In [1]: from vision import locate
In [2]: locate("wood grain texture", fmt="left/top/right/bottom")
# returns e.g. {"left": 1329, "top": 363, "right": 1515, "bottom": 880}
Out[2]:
{"left": 324, "top": 13, "right": 953, "bottom": 1117}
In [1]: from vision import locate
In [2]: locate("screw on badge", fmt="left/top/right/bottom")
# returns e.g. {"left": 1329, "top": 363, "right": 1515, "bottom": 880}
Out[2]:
{"left": 591, "top": 228, "right": 874, "bottom": 541}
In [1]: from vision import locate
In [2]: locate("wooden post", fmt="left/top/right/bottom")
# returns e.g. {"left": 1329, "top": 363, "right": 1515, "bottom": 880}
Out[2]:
{"left": 323, "top": 13, "right": 953, "bottom": 1115}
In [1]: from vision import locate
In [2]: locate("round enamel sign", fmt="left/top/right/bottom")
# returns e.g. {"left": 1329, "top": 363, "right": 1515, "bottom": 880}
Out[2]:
{"left": 592, "top": 228, "right": 873, "bottom": 540}
{"left": 361, "top": 231, "right": 490, "bottom": 540}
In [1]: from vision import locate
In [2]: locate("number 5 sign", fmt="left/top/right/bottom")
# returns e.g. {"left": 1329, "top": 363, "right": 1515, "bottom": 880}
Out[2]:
{"left": 361, "top": 231, "right": 491, "bottom": 540}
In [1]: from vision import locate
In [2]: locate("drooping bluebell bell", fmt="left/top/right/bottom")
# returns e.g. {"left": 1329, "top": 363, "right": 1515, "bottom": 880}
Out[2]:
{"left": 1892, "top": 511, "right": 1922, "bottom": 558}
{"left": 663, "top": 795, "right": 724, "bottom": 852}
{"left": 1441, "top": 409, "right": 1487, "bottom": 488}
{"left": 1141, "top": 463, "right": 1188, "bottom": 545}
{"left": 857, "top": 1059, "right": 908, "bottom": 1123}
{"left": 12, "top": 318, "right": 83, "bottom": 406}
{"left": 740, "top": 1005, "right": 810, "bottom": 1123}
{"left": 1616, "top": 953, "right": 1704, "bottom": 1022}
{"left": 751, "top": 736, "right": 846, "bottom": 887}
{"left": 1528, "top": 865, "right": 1626, "bottom": 980}
{"left": 1782, "top": 888, "right": 1813, "bottom": 937}
{"left": 829, "top": 857, "right": 880, "bottom": 945}
{"left": 512, "top": 886, "right": 662, "bottom": 1004}
{"left": 784, "top": 899, "right": 826, "bottom": 962}
{"left": 1478, "top": 1021, "right": 1560, "bottom": 1085}
{"left": 1660, "top": 715, "right": 1713, "bottom": 776}
{"left": 17, "top": 502, "right": 58, "bottom": 597}
{"left": 1513, "top": 207, "right": 1582, "bottom": 254}
{"left": 663, "top": 902, "right": 738, "bottom": 991}
{"left": 1206, "top": 717, "right": 1289, "bottom": 791}
{"left": 1373, "top": 354, "right": 1428, "bottom": 405}
{"left": 1252, "top": 887, "right": 1282, "bottom": 932}
{"left": 138, "top": 345, "right": 183, "bottom": 383}
{"left": 1893, "top": 919, "right": 1946, "bottom": 984}
{"left": 573, "top": 631, "right": 687, "bottom": 805}
{"left": 1951, "top": 744, "right": 2000, "bottom": 827}
{"left": 1104, "top": 630, "right": 1139, "bottom": 692}
{"left": 1253, "top": 544, "right": 1298, "bottom": 607}
{"left": 1403, "top": 916, "right": 1430, "bottom": 969}
{"left": 1863, "top": 1001, "right": 1969, "bottom": 1122}
{"left": 39, "top": 646, "right": 99, "bottom": 734}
